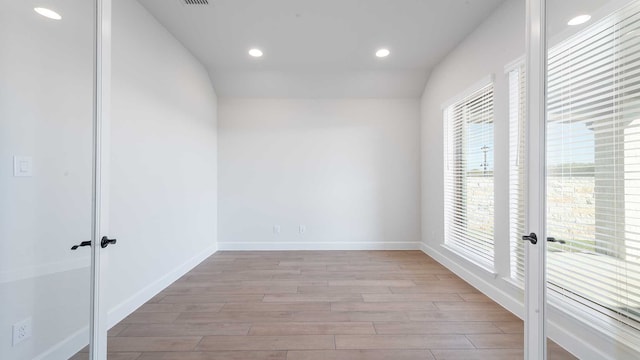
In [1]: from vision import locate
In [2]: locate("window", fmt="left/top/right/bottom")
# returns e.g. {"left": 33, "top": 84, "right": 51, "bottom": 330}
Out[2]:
{"left": 508, "top": 63, "right": 527, "bottom": 286}
{"left": 443, "top": 81, "right": 495, "bottom": 268}
{"left": 546, "top": 1, "right": 640, "bottom": 332}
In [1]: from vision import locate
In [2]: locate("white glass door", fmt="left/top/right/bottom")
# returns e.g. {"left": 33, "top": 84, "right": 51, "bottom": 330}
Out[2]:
{"left": 526, "top": 0, "right": 640, "bottom": 358}
{"left": 0, "top": 0, "right": 111, "bottom": 359}
{"left": 545, "top": 0, "right": 640, "bottom": 358}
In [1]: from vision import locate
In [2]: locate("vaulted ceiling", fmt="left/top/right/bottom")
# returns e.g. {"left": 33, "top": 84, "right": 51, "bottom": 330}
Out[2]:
{"left": 138, "top": 0, "right": 505, "bottom": 98}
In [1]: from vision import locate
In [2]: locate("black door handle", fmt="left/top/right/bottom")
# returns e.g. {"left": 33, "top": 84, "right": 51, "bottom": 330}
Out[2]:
{"left": 101, "top": 236, "right": 117, "bottom": 248}
{"left": 71, "top": 241, "right": 92, "bottom": 250}
{"left": 522, "top": 233, "right": 538, "bottom": 245}
{"left": 547, "top": 237, "right": 566, "bottom": 244}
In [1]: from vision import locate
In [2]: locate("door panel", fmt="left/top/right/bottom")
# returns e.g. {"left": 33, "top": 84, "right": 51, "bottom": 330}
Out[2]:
{"left": 0, "top": 1, "right": 99, "bottom": 359}
{"left": 546, "top": 0, "right": 640, "bottom": 358}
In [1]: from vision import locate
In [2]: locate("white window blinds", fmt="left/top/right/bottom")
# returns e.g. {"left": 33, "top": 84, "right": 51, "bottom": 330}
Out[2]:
{"left": 508, "top": 64, "right": 527, "bottom": 285}
{"left": 444, "top": 82, "right": 495, "bottom": 268}
{"left": 546, "top": 1, "right": 640, "bottom": 331}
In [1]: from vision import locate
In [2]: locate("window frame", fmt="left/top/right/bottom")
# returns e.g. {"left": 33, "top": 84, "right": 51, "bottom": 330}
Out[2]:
{"left": 442, "top": 76, "right": 496, "bottom": 272}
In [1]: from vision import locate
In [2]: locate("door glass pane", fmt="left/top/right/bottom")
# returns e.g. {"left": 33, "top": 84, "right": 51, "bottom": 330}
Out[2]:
{"left": 547, "top": 0, "right": 640, "bottom": 357}
{"left": 0, "top": 1, "right": 96, "bottom": 359}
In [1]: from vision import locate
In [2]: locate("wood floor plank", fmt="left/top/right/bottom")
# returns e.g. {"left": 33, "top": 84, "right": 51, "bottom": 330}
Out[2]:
{"left": 408, "top": 310, "right": 519, "bottom": 322}
{"left": 466, "top": 334, "right": 523, "bottom": 349}
{"left": 298, "top": 286, "right": 391, "bottom": 294}
{"left": 222, "top": 302, "right": 331, "bottom": 312}
{"left": 136, "top": 303, "right": 225, "bottom": 313}
{"left": 325, "top": 265, "right": 402, "bottom": 272}
{"left": 291, "top": 311, "right": 410, "bottom": 322}
{"left": 163, "top": 285, "right": 298, "bottom": 295}
{"left": 373, "top": 321, "right": 502, "bottom": 335}
{"left": 331, "top": 302, "right": 437, "bottom": 312}
{"left": 286, "top": 349, "right": 435, "bottom": 360}
{"left": 433, "top": 301, "right": 506, "bottom": 311}
{"left": 107, "top": 336, "right": 202, "bottom": 352}
{"left": 137, "top": 351, "right": 287, "bottom": 360}
{"left": 144, "top": 293, "right": 165, "bottom": 303}
{"left": 493, "top": 321, "right": 524, "bottom": 334}
{"left": 160, "top": 294, "right": 264, "bottom": 303}
{"left": 119, "top": 322, "right": 251, "bottom": 337}
{"left": 458, "top": 293, "right": 494, "bottom": 302}
{"left": 263, "top": 294, "right": 364, "bottom": 302}
{"left": 328, "top": 280, "right": 415, "bottom": 287}
{"left": 108, "top": 323, "right": 129, "bottom": 337}
{"left": 119, "top": 312, "right": 181, "bottom": 324}
{"left": 196, "top": 335, "right": 336, "bottom": 351}
{"left": 249, "top": 322, "right": 375, "bottom": 335}
{"left": 241, "top": 277, "right": 327, "bottom": 286}
{"left": 390, "top": 284, "right": 478, "bottom": 294}
{"left": 175, "top": 311, "right": 294, "bottom": 323}
{"left": 548, "top": 340, "right": 579, "bottom": 359}
{"left": 335, "top": 335, "right": 474, "bottom": 350}
{"left": 363, "top": 294, "right": 463, "bottom": 302}
{"left": 291, "top": 272, "right": 439, "bottom": 281}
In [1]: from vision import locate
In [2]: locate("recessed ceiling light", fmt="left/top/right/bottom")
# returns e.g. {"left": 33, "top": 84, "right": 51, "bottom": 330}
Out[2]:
{"left": 34, "top": 7, "right": 62, "bottom": 20}
{"left": 376, "top": 48, "right": 390, "bottom": 58}
{"left": 568, "top": 14, "right": 591, "bottom": 26}
{"left": 248, "top": 48, "right": 263, "bottom": 57}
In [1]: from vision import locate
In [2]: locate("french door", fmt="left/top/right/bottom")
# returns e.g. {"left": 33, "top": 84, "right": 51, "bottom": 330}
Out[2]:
{"left": 0, "top": 0, "right": 111, "bottom": 359}
{"left": 526, "top": 0, "right": 640, "bottom": 358}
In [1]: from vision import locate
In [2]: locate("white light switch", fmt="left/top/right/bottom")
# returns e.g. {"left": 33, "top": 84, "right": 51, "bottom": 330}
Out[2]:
{"left": 13, "top": 156, "right": 33, "bottom": 177}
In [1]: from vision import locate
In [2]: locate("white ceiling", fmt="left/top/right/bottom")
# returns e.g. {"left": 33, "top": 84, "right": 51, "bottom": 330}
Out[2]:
{"left": 138, "top": 0, "right": 505, "bottom": 98}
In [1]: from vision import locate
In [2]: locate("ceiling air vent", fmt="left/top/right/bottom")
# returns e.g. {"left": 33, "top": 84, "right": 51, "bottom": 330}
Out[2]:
{"left": 183, "top": 0, "right": 209, "bottom": 4}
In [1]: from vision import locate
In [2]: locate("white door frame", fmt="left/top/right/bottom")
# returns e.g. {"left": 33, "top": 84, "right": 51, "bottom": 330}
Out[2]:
{"left": 89, "top": 0, "right": 111, "bottom": 359}
{"left": 525, "top": 0, "right": 547, "bottom": 359}
{"left": 84, "top": 0, "right": 548, "bottom": 358}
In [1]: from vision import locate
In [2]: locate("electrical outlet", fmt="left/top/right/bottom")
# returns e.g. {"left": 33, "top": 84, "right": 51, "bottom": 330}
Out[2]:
{"left": 273, "top": 225, "right": 281, "bottom": 234}
{"left": 12, "top": 317, "right": 32, "bottom": 346}
{"left": 299, "top": 225, "right": 306, "bottom": 234}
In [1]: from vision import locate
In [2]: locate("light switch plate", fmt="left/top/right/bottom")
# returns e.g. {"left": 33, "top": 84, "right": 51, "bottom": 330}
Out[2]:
{"left": 13, "top": 156, "right": 33, "bottom": 177}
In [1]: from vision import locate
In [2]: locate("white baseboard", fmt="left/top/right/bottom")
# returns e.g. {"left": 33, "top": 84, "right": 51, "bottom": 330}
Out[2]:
{"left": 106, "top": 244, "right": 217, "bottom": 328}
{"left": 217, "top": 242, "right": 420, "bottom": 251}
{"left": 34, "top": 326, "right": 88, "bottom": 360}
{"left": 420, "top": 241, "right": 633, "bottom": 360}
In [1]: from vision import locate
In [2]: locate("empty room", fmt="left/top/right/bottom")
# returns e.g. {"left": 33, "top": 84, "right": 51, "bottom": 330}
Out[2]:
{"left": 2, "top": 0, "right": 640, "bottom": 359}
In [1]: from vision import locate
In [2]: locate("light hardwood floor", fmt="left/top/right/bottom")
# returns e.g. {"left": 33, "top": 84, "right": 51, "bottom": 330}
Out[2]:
{"left": 73, "top": 251, "right": 576, "bottom": 359}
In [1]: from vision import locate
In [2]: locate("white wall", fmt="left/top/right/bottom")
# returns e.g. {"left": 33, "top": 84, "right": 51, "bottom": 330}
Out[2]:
{"left": 105, "top": 0, "right": 218, "bottom": 325}
{"left": 218, "top": 98, "right": 420, "bottom": 250}
{"left": 419, "top": 0, "right": 639, "bottom": 358}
